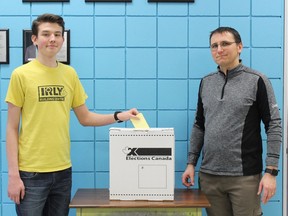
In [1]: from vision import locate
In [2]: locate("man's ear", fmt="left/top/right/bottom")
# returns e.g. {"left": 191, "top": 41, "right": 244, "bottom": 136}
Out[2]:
{"left": 237, "top": 42, "right": 243, "bottom": 54}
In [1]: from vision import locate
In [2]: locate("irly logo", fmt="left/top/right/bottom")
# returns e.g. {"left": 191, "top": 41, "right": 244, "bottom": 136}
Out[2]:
{"left": 38, "top": 85, "right": 67, "bottom": 102}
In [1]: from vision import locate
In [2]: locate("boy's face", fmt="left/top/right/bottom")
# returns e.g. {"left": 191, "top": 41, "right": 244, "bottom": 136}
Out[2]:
{"left": 32, "top": 22, "right": 64, "bottom": 59}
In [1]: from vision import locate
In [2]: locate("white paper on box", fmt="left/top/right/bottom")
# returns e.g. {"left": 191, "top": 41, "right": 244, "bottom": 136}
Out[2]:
{"left": 109, "top": 128, "right": 175, "bottom": 201}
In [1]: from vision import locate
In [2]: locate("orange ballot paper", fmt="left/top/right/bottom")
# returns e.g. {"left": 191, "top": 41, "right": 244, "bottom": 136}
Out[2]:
{"left": 130, "top": 113, "right": 150, "bottom": 128}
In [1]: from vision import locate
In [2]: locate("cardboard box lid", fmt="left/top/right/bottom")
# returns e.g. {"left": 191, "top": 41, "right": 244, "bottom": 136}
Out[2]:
{"left": 110, "top": 127, "right": 174, "bottom": 133}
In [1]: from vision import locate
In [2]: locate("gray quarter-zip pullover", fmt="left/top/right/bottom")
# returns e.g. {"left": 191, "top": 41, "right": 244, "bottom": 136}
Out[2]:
{"left": 188, "top": 63, "right": 282, "bottom": 176}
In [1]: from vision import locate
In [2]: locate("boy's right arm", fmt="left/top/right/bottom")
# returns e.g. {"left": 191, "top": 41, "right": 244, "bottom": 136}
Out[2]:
{"left": 6, "top": 102, "right": 25, "bottom": 204}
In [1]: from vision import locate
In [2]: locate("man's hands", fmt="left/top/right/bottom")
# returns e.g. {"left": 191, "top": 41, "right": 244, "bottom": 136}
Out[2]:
{"left": 8, "top": 174, "right": 25, "bottom": 204}
{"left": 182, "top": 163, "right": 277, "bottom": 205}
{"left": 182, "top": 164, "right": 195, "bottom": 187}
{"left": 258, "top": 173, "right": 276, "bottom": 204}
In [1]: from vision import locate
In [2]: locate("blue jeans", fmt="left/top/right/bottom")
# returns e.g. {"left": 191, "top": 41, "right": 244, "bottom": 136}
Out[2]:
{"left": 16, "top": 167, "right": 72, "bottom": 216}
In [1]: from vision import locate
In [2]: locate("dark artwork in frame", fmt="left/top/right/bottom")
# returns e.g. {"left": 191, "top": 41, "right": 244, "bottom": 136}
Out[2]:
{"left": 148, "top": 0, "right": 194, "bottom": 2}
{"left": 23, "top": 29, "right": 70, "bottom": 64}
{"left": 0, "top": 29, "right": 9, "bottom": 64}
{"left": 85, "top": 0, "right": 132, "bottom": 2}
{"left": 23, "top": 0, "right": 69, "bottom": 2}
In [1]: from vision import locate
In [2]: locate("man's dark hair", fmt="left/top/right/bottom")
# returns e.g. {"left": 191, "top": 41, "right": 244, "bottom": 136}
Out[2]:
{"left": 209, "top": 27, "right": 242, "bottom": 44}
{"left": 31, "top": 13, "right": 65, "bottom": 36}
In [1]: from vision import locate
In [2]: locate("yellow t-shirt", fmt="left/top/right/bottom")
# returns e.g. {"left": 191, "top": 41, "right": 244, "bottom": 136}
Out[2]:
{"left": 5, "top": 59, "right": 88, "bottom": 172}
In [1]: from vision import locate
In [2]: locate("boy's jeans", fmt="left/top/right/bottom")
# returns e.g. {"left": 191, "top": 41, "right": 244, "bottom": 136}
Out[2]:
{"left": 16, "top": 167, "right": 72, "bottom": 216}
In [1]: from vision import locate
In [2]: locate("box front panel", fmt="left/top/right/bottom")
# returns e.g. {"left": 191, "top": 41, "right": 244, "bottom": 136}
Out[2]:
{"left": 109, "top": 128, "right": 175, "bottom": 200}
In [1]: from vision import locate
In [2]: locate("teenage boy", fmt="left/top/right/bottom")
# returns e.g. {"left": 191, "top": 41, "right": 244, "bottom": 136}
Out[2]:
{"left": 6, "top": 13, "right": 139, "bottom": 216}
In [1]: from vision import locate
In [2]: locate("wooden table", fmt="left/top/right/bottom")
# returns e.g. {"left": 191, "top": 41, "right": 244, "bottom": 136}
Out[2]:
{"left": 69, "top": 188, "right": 210, "bottom": 216}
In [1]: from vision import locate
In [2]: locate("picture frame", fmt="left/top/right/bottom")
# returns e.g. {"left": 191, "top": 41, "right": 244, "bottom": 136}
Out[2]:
{"left": 0, "top": 29, "right": 9, "bottom": 64}
{"left": 23, "top": 29, "right": 70, "bottom": 64}
{"left": 23, "top": 0, "right": 69, "bottom": 2}
{"left": 85, "top": 0, "right": 132, "bottom": 2}
{"left": 148, "top": 0, "right": 194, "bottom": 2}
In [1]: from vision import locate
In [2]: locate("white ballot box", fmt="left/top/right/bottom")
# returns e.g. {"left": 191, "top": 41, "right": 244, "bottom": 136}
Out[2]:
{"left": 109, "top": 128, "right": 175, "bottom": 201}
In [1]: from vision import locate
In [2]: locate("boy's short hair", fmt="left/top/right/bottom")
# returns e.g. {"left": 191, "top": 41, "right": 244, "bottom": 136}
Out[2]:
{"left": 31, "top": 13, "right": 65, "bottom": 36}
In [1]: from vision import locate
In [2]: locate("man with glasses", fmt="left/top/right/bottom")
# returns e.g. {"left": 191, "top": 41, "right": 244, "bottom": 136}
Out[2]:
{"left": 182, "top": 27, "right": 281, "bottom": 216}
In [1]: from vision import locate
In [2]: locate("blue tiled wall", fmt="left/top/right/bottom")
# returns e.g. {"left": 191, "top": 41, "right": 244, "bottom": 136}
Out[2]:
{"left": 0, "top": 0, "right": 284, "bottom": 215}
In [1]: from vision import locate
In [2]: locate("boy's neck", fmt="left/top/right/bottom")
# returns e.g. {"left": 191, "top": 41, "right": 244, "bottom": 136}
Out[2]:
{"left": 36, "top": 56, "right": 58, "bottom": 68}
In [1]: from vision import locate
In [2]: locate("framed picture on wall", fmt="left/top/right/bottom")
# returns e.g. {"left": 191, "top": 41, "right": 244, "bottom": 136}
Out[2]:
{"left": 148, "top": 0, "right": 194, "bottom": 2}
{"left": 85, "top": 0, "right": 132, "bottom": 2}
{"left": 0, "top": 29, "right": 9, "bottom": 64}
{"left": 23, "top": 29, "right": 70, "bottom": 64}
{"left": 23, "top": 0, "right": 69, "bottom": 2}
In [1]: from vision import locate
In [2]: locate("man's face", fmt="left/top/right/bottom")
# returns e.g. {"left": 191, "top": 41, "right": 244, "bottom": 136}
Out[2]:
{"left": 210, "top": 31, "right": 242, "bottom": 71}
{"left": 32, "top": 22, "right": 64, "bottom": 58}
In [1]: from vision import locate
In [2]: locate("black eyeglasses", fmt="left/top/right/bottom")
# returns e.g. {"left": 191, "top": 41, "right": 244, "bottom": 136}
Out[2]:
{"left": 210, "top": 41, "right": 237, "bottom": 51}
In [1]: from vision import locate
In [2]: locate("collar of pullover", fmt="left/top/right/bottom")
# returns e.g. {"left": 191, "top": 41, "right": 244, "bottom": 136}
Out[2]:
{"left": 217, "top": 60, "right": 243, "bottom": 78}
